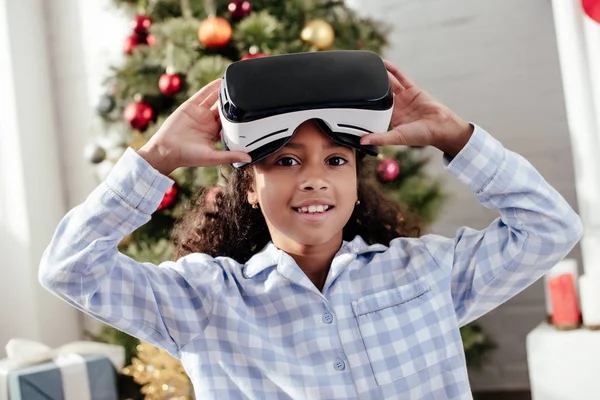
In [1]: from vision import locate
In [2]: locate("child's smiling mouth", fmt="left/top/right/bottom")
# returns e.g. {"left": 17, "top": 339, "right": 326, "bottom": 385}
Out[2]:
{"left": 292, "top": 204, "right": 336, "bottom": 222}
{"left": 293, "top": 205, "right": 333, "bottom": 213}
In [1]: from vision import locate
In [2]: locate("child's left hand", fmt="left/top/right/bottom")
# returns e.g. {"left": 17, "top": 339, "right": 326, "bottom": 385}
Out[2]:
{"left": 360, "top": 60, "right": 474, "bottom": 157}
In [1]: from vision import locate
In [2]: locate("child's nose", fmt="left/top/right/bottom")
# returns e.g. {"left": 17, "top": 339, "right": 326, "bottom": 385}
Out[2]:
{"left": 299, "top": 165, "right": 329, "bottom": 192}
{"left": 300, "top": 181, "right": 329, "bottom": 191}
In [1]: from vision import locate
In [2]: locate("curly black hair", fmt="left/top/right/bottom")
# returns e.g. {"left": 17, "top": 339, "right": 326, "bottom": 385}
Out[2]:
{"left": 171, "top": 152, "right": 421, "bottom": 263}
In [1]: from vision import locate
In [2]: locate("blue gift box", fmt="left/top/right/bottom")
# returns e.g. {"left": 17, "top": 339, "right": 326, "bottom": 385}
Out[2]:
{"left": 7, "top": 355, "right": 118, "bottom": 400}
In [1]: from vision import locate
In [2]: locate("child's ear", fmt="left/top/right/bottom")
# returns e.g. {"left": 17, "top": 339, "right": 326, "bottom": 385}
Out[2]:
{"left": 247, "top": 186, "right": 257, "bottom": 205}
{"left": 246, "top": 167, "right": 258, "bottom": 204}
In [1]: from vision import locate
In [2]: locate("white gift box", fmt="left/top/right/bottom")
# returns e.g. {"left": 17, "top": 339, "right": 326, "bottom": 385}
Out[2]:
{"left": 527, "top": 323, "right": 600, "bottom": 400}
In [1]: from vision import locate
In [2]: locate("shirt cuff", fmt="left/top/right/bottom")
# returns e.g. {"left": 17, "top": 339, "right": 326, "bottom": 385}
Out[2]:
{"left": 443, "top": 123, "right": 505, "bottom": 195}
{"left": 105, "top": 147, "right": 175, "bottom": 215}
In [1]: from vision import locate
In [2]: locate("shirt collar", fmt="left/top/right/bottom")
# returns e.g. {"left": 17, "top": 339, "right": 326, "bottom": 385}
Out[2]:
{"left": 242, "top": 235, "right": 389, "bottom": 279}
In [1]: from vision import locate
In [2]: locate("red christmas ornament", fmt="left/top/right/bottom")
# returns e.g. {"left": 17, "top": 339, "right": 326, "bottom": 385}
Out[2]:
{"left": 124, "top": 100, "right": 154, "bottom": 131}
{"left": 123, "top": 34, "right": 143, "bottom": 54}
{"left": 228, "top": 0, "right": 252, "bottom": 19}
{"left": 158, "top": 185, "right": 178, "bottom": 210}
{"left": 583, "top": 0, "right": 600, "bottom": 23}
{"left": 132, "top": 15, "right": 152, "bottom": 34}
{"left": 146, "top": 34, "right": 156, "bottom": 46}
{"left": 124, "top": 33, "right": 154, "bottom": 55}
{"left": 242, "top": 45, "right": 266, "bottom": 60}
{"left": 159, "top": 72, "right": 182, "bottom": 96}
{"left": 198, "top": 17, "right": 232, "bottom": 48}
{"left": 377, "top": 159, "right": 400, "bottom": 182}
{"left": 242, "top": 51, "right": 266, "bottom": 60}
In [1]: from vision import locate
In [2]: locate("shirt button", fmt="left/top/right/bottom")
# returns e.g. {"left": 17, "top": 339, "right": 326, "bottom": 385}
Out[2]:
{"left": 322, "top": 311, "right": 333, "bottom": 324}
{"left": 333, "top": 358, "right": 346, "bottom": 371}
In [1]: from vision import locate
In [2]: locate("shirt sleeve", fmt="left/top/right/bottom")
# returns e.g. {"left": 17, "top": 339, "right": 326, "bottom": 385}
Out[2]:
{"left": 38, "top": 148, "right": 225, "bottom": 358}
{"left": 420, "top": 124, "right": 583, "bottom": 327}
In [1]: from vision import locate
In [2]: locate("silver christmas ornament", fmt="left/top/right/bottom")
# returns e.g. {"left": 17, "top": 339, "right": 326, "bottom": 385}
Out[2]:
{"left": 84, "top": 143, "right": 107, "bottom": 164}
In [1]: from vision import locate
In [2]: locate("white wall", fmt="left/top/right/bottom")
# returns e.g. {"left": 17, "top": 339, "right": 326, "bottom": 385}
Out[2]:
{"left": 43, "top": 0, "right": 130, "bottom": 205}
{"left": 41, "top": 0, "right": 131, "bottom": 335}
{"left": 0, "top": 0, "right": 81, "bottom": 356}
{"left": 0, "top": 0, "right": 131, "bottom": 356}
{"left": 3, "top": 0, "right": 578, "bottom": 391}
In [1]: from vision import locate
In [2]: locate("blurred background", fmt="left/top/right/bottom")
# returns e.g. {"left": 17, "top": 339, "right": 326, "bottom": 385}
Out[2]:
{"left": 1, "top": 0, "right": 597, "bottom": 399}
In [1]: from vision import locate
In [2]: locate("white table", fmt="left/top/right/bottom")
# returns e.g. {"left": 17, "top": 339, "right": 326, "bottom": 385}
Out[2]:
{"left": 527, "top": 322, "right": 600, "bottom": 400}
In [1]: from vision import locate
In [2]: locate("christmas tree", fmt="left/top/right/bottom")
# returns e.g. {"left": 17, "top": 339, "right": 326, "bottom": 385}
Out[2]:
{"left": 85, "top": 0, "right": 494, "bottom": 396}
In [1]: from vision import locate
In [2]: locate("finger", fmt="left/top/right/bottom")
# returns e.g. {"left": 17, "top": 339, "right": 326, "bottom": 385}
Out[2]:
{"left": 387, "top": 71, "right": 404, "bottom": 95}
{"left": 199, "top": 88, "right": 220, "bottom": 109}
{"left": 209, "top": 100, "right": 221, "bottom": 119}
{"left": 205, "top": 150, "right": 252, "bottom": 166}
{"left": 360, "top": 122, "right": 431, "bottom": 147}
{"left": 186, "top": 79, "right": 222, "bottom": 105}
{"left": 383, "top": 60, "right": 416, "bottom": 89}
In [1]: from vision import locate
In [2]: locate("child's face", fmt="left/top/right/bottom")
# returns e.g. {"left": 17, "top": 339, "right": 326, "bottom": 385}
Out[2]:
{"left": 248, "top": 121, "right": 358, "bottom": 249}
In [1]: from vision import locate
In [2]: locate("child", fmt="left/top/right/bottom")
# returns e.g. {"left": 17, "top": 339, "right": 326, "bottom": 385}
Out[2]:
{"left": 39, "top": 59, "right": 582, "bottom": 399}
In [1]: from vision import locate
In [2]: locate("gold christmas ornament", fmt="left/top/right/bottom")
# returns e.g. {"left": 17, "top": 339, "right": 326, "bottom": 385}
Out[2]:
{"left": 128, "top": 131, "right": 148, "bottom": 151}
{"left": 122, "top": 342, "right": 192, "bottom": 400}
{"left": 198, "top": 16, "right": 232, "bottom": 48}
{"left": 119, "top": 233, "right": 132, "bottom": 247}
{"left": 300, "top": 19, "right": 335, "bottom": 49}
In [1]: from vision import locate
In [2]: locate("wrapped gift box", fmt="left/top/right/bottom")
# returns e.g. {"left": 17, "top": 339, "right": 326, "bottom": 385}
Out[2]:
{"left": 6, "top": 355, "right": 118, "bottom": 400}
{"left": 0, "top": 339, "right": 125, "bottom": 400}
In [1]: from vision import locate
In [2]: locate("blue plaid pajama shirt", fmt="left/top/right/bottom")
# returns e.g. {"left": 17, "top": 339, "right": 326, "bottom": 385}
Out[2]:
{"left": 40, "top": 124, "right": 582, "bottom": 399}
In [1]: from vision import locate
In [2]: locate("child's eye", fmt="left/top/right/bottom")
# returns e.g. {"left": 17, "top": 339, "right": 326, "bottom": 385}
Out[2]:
{"left": 327, "top": 157, "right": 347, "bottom": 166}
{"left": 276, "top": 157, "right": 299, "bottom": 167}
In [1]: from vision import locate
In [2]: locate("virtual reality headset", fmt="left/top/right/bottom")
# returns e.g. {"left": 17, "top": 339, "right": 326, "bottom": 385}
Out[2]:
{"left": 218, "top": 50, "right": 394, "bottom": 167}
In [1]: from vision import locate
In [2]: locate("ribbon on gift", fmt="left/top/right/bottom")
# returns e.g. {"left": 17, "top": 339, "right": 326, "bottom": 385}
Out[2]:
{"left": 0, "top": 339, "right": 125, "bottom": 400}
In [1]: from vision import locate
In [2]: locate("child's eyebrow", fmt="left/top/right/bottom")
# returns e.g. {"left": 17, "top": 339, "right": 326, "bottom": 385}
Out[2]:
{"left": 283, "top": 142, "right": 350, "bottom": 151}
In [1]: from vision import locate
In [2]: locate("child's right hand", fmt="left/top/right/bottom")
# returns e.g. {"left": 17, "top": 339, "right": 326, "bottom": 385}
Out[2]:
{"left": 137, "top": 79, "right": 252, "bottom": 176}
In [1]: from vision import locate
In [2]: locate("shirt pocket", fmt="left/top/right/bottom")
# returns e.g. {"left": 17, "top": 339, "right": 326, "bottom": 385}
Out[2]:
{"left": 351, "top": 278, "right": 450, "bottom": 386}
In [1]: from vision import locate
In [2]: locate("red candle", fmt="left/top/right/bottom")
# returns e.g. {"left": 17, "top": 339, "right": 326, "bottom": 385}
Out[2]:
{"left": 549, "top": 273, "right": 580, "bottom": 330}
